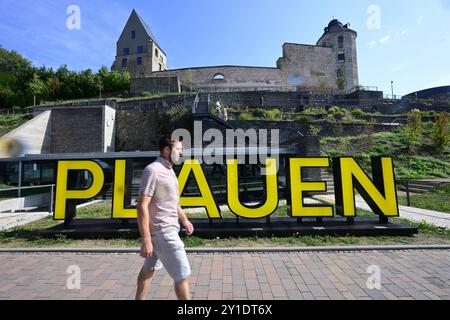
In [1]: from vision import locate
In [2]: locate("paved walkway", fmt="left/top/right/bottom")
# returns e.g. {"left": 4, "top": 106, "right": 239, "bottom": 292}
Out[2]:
{"left": 314, "top": 195, "right": 450, "bottom": 229}
{"left": 0, "top": 211, "right": 51, "bottom": 231}
{"left": 0, "top": 249, "right": 449, "bottom": 300}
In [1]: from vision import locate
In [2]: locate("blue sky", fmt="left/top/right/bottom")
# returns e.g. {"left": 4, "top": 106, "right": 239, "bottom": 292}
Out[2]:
{"left": 1, "top": 0, "right": 449, "bottom": 95}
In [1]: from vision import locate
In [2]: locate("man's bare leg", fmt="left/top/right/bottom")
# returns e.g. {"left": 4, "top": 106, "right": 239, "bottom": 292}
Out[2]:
{"left": 174, "top": 278, "right": 190, "bottom": 300}
{"left": 135, "top": 266, "right": 155, "bottom": 300}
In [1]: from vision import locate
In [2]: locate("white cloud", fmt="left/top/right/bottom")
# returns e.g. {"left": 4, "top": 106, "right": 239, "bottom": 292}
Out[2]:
{"left": 379, "top": 36, "right": 391, "bottom": 44}
{"left": 366, "top": 35, "right": 392, "bottom": 48}
{"left": 395, "top": 30, "right": 408, "bottom": 37}
{"left": 366, "top": 41, "right": 377, "bottom": 48}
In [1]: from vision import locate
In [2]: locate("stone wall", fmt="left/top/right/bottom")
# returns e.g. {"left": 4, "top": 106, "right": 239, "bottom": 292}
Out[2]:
{"left": 130, "top": 76, "right": 180, "bottom": 95}
{"left": 196, "top": 91, "right": 337, "bottom": 112}
{"left": 115, "top": 105, "right": 193, "bottom": 152}
{"left": 149, "top": 66, "right": 284, "bottom": 92}
{"left": 276, "top": 43, "right": 337, "bottom": 90}
{"left": 50, "top": 107, "right": 104, "bottom": 153}
{"left": 345, "top": 90, "right": 383, "bottom": 110}
{"left": 132, "top": 36, "right": 358, "bottom": 94}
{"left": 115, "top": 110, "right": 160, "bottom": 151}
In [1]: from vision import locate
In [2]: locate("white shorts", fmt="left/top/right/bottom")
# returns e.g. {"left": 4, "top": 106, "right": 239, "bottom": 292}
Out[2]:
{"left": 143, "top": 226, "right": 191, "bottom": 284}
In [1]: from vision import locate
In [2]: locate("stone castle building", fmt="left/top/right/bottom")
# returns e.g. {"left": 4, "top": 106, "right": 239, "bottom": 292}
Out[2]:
{"left": 112, "top": 10, "right": 168, "bottom": 76}
{"left": 114, "top": 10, "right": 359, "bottom": 93}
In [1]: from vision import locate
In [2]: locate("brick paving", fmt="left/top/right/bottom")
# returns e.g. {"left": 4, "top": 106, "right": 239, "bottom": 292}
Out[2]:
{"left": 0, "top": 249, "right": 449, "bottom": 300}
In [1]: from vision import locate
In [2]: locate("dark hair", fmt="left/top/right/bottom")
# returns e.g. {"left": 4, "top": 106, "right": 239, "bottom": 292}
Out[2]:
{"left": 158, "top": 136, "right": 180, "bottom": 153}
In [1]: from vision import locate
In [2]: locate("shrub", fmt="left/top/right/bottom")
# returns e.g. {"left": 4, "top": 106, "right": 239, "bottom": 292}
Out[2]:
{"left": 264, "top": 108, "right": 282, "bottom": 121}
{"left": 295, "top": 115, "right": 309, "bottom": 123}
{"left": 339, "top": 107, "right": 349, "bottom": 115}
{"left": 399, "top": 109, "right": 423, "bottom": 153}
{"left": 303, "top": 107, "right": 327, "bottom": 115}
{"left": 239, "top": 112, "right": 254, "bottom": 121}
{"left": 328, "top": 106, "right": 340, "bottom": 115}
{"left": 308, "top": 125, "right": 322, "bottom": 136}
{"left": 351, "top": 108, "right": 366, "bottom": 118}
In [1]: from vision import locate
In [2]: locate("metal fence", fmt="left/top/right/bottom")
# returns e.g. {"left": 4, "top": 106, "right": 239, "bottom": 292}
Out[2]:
{"left": 0, "top": 184, "right": 55, "bottom": 214}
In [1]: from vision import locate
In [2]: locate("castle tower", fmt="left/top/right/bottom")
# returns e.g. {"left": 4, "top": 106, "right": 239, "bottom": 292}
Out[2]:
{"left": 316, "top": 19, "right": 359, "bottom": 91}
{"left": 112, "top": 9, "right": 168, "bottom": 77}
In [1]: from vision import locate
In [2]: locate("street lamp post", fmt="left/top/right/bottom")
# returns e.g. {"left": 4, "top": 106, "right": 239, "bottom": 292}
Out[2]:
{"left": 391, "top": 81, "right": 394, "bottom": 99}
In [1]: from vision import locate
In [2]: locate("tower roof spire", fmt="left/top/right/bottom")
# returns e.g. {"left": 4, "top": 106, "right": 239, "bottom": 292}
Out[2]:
{"left": 128, "top": 9, "right": 163, "bottom": 49}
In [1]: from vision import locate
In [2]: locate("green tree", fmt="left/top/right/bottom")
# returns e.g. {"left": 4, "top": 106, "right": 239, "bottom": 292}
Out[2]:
{"left": 400, "top": 109, "right": 423, "bottom": 153}
{"left": 46, "top": 76, "right": 61, "bottom": 100}
{"left": 103, "top": 70, "right": 130, "bottom": 94}
{"left": 0, "top": 46, "right": 34, "bottom": 107}
{"left": 431, "top": 112, "right": 450, "bottom": 151}
{"left": 28, "top": 73, "right": 47, "bottom": 106}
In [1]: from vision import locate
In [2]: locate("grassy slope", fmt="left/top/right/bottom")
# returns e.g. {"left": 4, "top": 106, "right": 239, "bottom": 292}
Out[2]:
{"left": 398, "top": 184, "right": 450, "bottom": 213}
{"left": 321, "top": 127, "right": 450, "bottom": 181}
{"left": 0, "top": 114, "right": 33, "bottom": 136}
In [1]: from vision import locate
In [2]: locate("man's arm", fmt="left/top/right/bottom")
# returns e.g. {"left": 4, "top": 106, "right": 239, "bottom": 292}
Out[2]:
{"left": 178, "top": 205, "right": 194, "bottom": 236}
{"left": 137, "top": 194, "right": 152, "bottom": 257}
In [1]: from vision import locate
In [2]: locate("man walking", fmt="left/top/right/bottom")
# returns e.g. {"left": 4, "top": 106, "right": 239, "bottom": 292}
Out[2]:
{"left": 135, "top": 137, "right": 194, "bottom": 300}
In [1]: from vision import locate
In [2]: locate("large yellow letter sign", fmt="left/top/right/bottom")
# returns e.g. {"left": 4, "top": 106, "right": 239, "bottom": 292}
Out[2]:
{"left": 54, "top": 160, "right": 111, "bottom": 220}
{"left": 288, "top": 158, "right": 333, "bottom": 217}
{"left": 333, "top": 157, "right": 399, "bottom": 218}
{"left": 112, "top": 159, "right": 137, "bottom": 219}
{"left": 178, "top": 159, "right": 221, "bottom": 218}
{"left": 227, "top": 158, "right": 279, "bottom": 219}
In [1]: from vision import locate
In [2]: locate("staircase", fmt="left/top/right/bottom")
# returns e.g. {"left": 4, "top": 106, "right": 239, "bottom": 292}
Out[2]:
{"left": 321, "top": 169, "right": 335, "bottom": 194}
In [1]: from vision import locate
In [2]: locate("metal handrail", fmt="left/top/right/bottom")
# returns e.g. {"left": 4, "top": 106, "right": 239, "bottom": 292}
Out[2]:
{"left": 0, "top": 184, "right": 55, "bottom": 214}
{"left": 0, "top": 184, "right": 55, "bottom": 192}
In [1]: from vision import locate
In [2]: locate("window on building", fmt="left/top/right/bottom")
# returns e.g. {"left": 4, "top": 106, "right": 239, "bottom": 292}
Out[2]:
{"left": 122, "top": 58, "right": 128, "bottom": 67}
{"left": 155, "top": 48, "right": 159, "bottom": 57}
{"left": 159, "top": 63, "right": 163, "bottom": 71}
{"left": 137, "top": 46, "right": 144, "bottom": 54}
{"left": 137, "top": 57, "right": 142, "bottom": 65}
{"left": 123, "top": 48, "right": 130, "bottom": 56}
{"left": 159, "top": 55, "right": 164, "bottom": 63}
{"left": 337, "top": 69, "right": 343, "bottom": 77}
{"left": 213, "top": 73, "right": 225, "bottom": 80}
{"left": 338, "top": 36, "right": 344, "bottom": 49}
{"left": 131, "top": 30, "right": 136, "bottom": 39}
{"left": 338, "top": 53, "right": 345, "bottom": 62}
